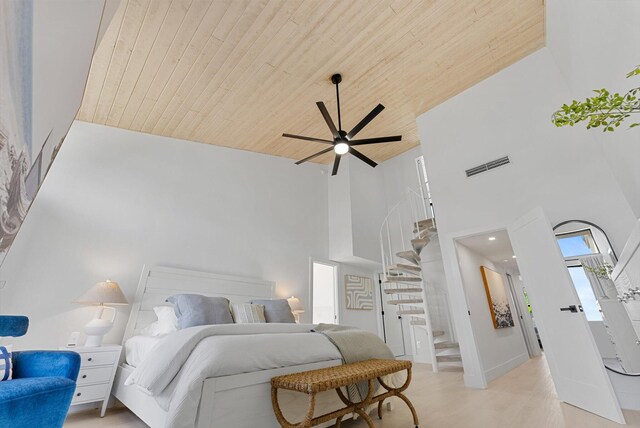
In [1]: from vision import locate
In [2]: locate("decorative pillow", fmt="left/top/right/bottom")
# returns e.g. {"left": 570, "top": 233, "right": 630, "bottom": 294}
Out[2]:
{"left": 0, "top": 345, "right": 12, "bottom": 381}
{"left": 166, "top": 294, "right": 234, "bottom": 329}
{"left": 140, "top": 306, "right": 179, "bottom": 336}
{"left": 250, "top": 299, "right": 295, "bottom": 323}
{"left": 231, "top": 303, "right": 266, "bottom": 324}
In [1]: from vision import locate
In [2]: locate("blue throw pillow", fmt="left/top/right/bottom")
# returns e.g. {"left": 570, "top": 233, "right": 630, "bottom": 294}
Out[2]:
{"left": 166, "top": 294, "right": 234, "bottom": 329}
{"left": 250, "top": 299, "right": 295, "bottom": 323}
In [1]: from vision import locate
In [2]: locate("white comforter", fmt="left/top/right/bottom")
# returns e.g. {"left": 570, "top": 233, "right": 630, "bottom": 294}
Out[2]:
{"left": 125, "top": 323, "right": 341, "bottom": 428}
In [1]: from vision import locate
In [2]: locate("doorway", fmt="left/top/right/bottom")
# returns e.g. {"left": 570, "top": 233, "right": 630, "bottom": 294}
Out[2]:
{"left": 311, "top": 260, "right": 339, "bottom": 324}
{"left": 449, "top": 211, "right": 626, "bottom": 423}
{"left": 377, "top": 273, "right": 406, "bottom": 357}
{"left": 454, "top": 230, "right": 540, "bottom": 383}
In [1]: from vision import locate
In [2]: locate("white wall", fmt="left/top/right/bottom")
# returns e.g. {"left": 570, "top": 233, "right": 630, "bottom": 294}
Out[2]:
{"left": 378, "top": 146, "right": 423, "bottom": 207}
{"left": 455, "top": 243, "right": 529, "bottom": 382}
{"left": 337, "top": 264, "right": 380, "bottom": 334}
{"left": 32, "top": 0, "right": 104, "bottom": 172}
{"left": 0, "top": 121, "right": 329, "bottom": 349}
{"left": 546, "top": 0, "right": 640, "bottom": 216}
{"left": 349, "top": 158, "right": 386, "bottom": 264}
{"left": 328, "top": 156, "right": 387, "bottom": 265}
{"left": 417, "top": 48, "right": 637, "bottom": 387}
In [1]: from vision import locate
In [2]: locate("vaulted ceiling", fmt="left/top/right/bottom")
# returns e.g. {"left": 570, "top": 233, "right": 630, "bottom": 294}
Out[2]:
{"left": 77, "top": 0, "right": 544, "bottom": 164}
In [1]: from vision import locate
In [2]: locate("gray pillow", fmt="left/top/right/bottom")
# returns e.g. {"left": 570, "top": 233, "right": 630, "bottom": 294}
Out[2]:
{"left": 166, "top": 294, "right": 233, "bottom": 329}
{"left": 250, "top": 299, "right": 295, "bottom": 323}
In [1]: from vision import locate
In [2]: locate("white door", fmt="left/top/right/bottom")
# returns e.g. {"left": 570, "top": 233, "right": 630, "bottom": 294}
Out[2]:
{"left": 508, "top": 207, "right": 624, "bottom": 423}
{"left": 378, "top": 275, "right": 406, "bottom": 356}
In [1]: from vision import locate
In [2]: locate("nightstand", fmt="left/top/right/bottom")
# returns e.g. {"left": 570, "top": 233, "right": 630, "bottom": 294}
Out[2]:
{"left": 62, "top": 344, "right": 122, "bottom": 417}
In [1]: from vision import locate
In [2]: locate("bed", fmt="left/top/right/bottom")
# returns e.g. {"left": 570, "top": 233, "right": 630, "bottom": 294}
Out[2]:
{"left": 112, "top": 265, "right": 351, "bottom": 428}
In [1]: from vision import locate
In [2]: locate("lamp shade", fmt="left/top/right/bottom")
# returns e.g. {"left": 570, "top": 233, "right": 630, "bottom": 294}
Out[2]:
{"left": 74, "top": 280, "right": 128, "bottom": 306}
{"left": 287, "top": 296, "right": 303, "bottom": 312}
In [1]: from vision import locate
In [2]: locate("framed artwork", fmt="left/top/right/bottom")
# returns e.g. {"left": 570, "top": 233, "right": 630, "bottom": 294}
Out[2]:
{"left": 345, "top": 275, "right": 373, "bottom": 310}
{"left": 480, "top": 266, "right": 515, "bottom": 329}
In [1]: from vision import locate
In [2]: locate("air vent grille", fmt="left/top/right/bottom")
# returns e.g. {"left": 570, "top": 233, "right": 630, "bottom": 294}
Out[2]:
{"left": 465, "top": 156, "right": 510, "bottom": 178}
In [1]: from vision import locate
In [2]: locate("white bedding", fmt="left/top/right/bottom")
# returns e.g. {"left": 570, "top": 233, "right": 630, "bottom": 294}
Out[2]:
{"left": 125, "top": 335, "right": 163, "bottom": 367}
{"left": 126, "top": 323, "right": 341, "bottom": 428}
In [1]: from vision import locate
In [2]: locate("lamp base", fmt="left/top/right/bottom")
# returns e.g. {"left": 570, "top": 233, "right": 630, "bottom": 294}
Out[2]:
{"left": 84, "top": 334, "right": 105, "bottom": 347}
{"left": 83, "top": 310, "right": 114, "bottom": 347}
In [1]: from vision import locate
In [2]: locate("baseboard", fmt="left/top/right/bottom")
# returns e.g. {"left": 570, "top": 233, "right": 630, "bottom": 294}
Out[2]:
{"left": 484, "top": 353, "right": 529, "bottom": 383}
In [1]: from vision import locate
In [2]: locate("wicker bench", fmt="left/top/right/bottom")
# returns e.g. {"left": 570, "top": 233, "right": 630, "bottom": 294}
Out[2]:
{"left": 271, "top": 359, "right": 418, "bottom": 428}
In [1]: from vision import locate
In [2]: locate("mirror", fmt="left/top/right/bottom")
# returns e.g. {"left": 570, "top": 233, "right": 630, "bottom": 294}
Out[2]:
{"left": 553, "top": 220, "right": 640, "bottom": 376}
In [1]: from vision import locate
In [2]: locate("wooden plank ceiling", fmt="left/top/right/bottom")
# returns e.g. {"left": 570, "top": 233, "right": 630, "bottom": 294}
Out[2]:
{"left": 77, "top": 0, "right": 544, "bottom": 164}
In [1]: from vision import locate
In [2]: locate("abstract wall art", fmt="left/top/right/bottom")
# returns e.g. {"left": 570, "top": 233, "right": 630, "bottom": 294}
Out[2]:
{"left": 345, "top": 275, "right": 374, "bottom": 310}
{"left": 480, "top": 266, "right": 515, "bottom": 329}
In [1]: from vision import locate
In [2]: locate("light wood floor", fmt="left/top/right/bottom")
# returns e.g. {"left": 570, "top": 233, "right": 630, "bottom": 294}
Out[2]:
{"left": 65, "top": 357, "right": 640, "bottom": 427}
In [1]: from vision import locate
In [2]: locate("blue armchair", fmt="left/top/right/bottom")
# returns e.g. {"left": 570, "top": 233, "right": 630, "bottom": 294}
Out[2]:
{"left": 0, "top": 316, "right": 81, "bottom": 428}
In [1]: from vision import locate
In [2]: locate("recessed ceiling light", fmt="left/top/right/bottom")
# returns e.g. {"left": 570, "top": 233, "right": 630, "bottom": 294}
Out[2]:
{"left": 503, "top": 259, "right": 508, "bottom": 262}
{"left": 488, "top": 237, "right": 496, "bottom": 241}
{"left": 512, "top": 255, "right": 516, "bottom": 259}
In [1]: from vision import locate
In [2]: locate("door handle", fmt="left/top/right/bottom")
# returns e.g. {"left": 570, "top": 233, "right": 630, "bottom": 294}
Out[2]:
{"left": 560, "top": 305, "right": 578, "bottom": 313}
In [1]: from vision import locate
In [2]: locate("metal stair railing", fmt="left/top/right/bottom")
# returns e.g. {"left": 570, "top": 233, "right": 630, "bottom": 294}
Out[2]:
{"left": 380, "top": 185, "right": 440, "bottom": 372}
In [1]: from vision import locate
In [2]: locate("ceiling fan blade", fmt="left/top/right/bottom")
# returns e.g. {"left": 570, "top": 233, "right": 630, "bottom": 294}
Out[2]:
{"left": 349, "top": 147, "right": 377, "bottom": 168}
{"left": 295, "top": 147, "right": 334, "bottom": 165}
{"left": 282, "top": 133, "right": 333, "bottom": 144}
{"left": 349, "top": 135, "right": 402, "bottom": 146}
{"left": 331, "top": 154, "right": 341, "bottom": 176}
{"left": 316, "top": 102, "right": 339, "bottom": 139}
{"left": 346, "top": 104, "right": 385, "bottom": 140}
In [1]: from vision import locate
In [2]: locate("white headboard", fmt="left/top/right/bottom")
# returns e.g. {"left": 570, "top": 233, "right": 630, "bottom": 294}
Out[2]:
{"left": 122, "top": 265, "right": 275, "bottom": 343}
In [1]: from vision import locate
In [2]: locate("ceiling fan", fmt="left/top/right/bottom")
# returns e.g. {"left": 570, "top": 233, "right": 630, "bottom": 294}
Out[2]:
{"left": 283, "top": 74, "right": 402, "bottom": 176}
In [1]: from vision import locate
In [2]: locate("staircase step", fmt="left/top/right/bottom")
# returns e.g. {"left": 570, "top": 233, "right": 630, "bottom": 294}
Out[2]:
{"left": 389, "top": 299, "right": 424, "bottom": 305}
{"left": 387, "top": 264, "right": 422, "bottom": 274}
{"left": 416, "top": 228, "right": 437, "bottom": 240}
{"left": 436, "top": 354, "right": 462, "bottom": 363}
{"left": 397, "top": 308, "right": 425, "bottom": 315}
{"left": 413, "top": 218, "right": 436, "bottom": 230}
{"left": 385, "top": 271, "right": 418, "bottom": 277}
{"left": 411, "top": 237, "right": 430, "bottom": 255}
{"left": 410, "top": 318, "right": 426, "bottom": 326}
{"left": 384, "top": 276, "right": 422, "bottom": 283}
{"left": 432, "top": 330, "right": 445, "bottom": 337}
{"left": 434, "top": 341, "right": 459, "bottom": 350}
{"left": 384, "top": 287, "right": 423, "bottom": 294}
{"left": 396, "top": 251, "right": 421, "bottom": 265}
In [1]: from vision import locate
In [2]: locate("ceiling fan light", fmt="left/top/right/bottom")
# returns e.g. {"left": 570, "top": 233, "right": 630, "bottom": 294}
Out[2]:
{"left": 334, "top": 142, "right": 349, "bottom": 155}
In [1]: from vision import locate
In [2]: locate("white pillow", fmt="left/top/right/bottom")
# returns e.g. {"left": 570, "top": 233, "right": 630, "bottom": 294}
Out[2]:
{"left": 140, "top": 306, "right": 178, "bottom": 336}
{"left": 0, "top": 345, "right": 12, "bottom": 381}
{"left": 231, "top": 303, "right": 266, "bottom": 324}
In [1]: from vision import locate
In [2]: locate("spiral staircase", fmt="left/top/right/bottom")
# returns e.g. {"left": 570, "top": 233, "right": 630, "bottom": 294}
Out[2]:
{"left": 380, "top": 188, "right": 461, "bottom": 373}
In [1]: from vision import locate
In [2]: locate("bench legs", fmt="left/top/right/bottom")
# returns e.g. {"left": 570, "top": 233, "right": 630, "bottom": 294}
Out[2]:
{"left": 377, "top": 367, "right": 419, "bottom": 428}
{"left": 272, "top": 368, "right": 419, "bottom": 428}
{"left": 335, "top": 380, "right": 375, "bottom": 428}
{"left": 271, "top": 387, "right": 317, "bottom": 428}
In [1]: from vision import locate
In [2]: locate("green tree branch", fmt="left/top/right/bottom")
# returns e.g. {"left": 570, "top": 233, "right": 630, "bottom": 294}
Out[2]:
{"left": 552, "top": 65, "right": 640, "bottom": 132}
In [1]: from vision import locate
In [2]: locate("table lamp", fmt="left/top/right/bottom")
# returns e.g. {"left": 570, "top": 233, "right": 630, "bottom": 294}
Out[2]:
{"left": 74, "top": 280, "right": 128, "bottom": 347}
{"left": 287, "top": 296, "right": 304, "bottom": 323}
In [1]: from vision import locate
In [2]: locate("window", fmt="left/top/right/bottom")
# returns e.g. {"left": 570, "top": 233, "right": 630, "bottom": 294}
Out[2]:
{"left": 568, "top": 267, "right": 602, "bottom": 321}
{"left": 556, "top": 229, "right": 599, "bottom": 259}
{"left": 556, "top": 228, "right": 602, "bottom": 321}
